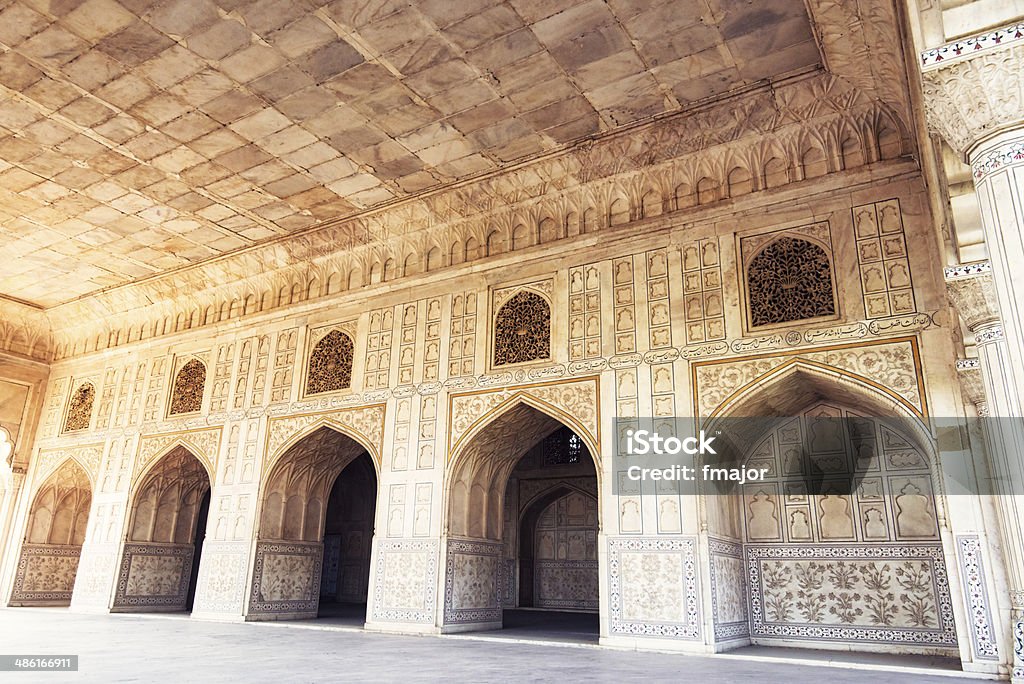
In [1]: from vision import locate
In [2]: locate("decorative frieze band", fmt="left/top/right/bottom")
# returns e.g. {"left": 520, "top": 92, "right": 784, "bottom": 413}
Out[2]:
{"left": 975, "top": 325, "right": 1006, "bottom": 345}
{"left": 921, "top": 22, "right": 1024, "bottom": 69}
{"left": 972, "top": 139, "right": 1024, "bottom": 181}
{"left": 944, "top": 261, "right": 992, "bottom": 279}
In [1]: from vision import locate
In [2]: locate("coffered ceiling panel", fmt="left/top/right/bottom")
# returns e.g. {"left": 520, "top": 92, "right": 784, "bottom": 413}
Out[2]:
{"left": 0, "top": 0, "right": 819, "bottom": 306}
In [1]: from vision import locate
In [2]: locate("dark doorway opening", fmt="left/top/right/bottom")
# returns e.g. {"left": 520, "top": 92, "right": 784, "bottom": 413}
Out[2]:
{"left": 317, "top": 452, "right": 376, "bottom": 621}
{"left": 185, "top": 489, "right": 211, "bottom": 612}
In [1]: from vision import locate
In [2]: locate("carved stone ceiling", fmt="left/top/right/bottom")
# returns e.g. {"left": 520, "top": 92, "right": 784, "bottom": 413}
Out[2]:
{"left": 0, "top": 0, "right": 821, "bottom": 307}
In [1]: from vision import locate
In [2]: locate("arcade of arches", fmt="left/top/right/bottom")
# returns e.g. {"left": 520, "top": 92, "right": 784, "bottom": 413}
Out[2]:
{"left": 0, "top": 0, "right": 1023, "bottom": 681}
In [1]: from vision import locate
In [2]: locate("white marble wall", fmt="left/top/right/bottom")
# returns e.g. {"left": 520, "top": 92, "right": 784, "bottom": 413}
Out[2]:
{"left": 0, "top": 169, "right": 1009, "bottom": 674}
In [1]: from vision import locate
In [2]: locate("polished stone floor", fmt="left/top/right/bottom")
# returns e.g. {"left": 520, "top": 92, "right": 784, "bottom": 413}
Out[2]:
{"left": 0, "top": 607, "right": 975, "bottom": 683}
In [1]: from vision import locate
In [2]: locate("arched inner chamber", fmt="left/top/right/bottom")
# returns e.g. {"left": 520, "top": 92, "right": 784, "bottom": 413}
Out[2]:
{"left": 10, "top": 459, "right": 91, "bottom": 606}
{"left": 445, "top": 404, "right": 600, "bottom": 638}
{"left": 705, "top": 369, "right": 956, "bottom": 657}
{"left": 113, "top": 446, "right": 210, "bottom": 613}
{"left": 248, "top": 426, "right": 377, "bottom": 622}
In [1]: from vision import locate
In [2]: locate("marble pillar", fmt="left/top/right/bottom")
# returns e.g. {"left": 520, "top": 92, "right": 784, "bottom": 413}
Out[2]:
{"left": 947, "top": 261, "right": 1024, "bottom": 679}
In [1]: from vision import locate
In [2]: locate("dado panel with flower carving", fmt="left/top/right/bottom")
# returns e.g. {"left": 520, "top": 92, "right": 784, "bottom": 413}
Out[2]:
{"left": 747, "top": 545, "right": 957, "bottom": 648}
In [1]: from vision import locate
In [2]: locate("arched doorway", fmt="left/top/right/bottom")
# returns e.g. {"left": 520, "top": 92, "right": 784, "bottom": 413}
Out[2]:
{"left": 10, "top": 460, "right": 91, "bottom": 606}
{"left": 704, "top": 367, "right": 958, "bottom": 658}
{"left": 248, "top": 426, "right": 377, "bottom": 623}
{"left": 444, "top": 403, "right": 600, "bottom": 639}
{"left": 113, "top": 446, "right": 211, "bottom": 613}
{"left": 319, "top": 453, "right": 376, "bottom": 618}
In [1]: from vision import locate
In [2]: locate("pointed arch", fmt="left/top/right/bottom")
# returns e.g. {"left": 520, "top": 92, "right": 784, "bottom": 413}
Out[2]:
{"left": 25, "top": 458, "right": 92, "bottom": 546}
{"left": 426, "top": 246, "right": 443, "bottom": 271}
{"left": 132, "top": 437, "right": 217, "bottom": 494}
{"left": 442, "top": 392, "right": 603, "bottom": 627}
{"left": 126, "top": 445, "right": 211, "bottom": 543}
{"left": 706, "top": 358, "right": 927, "bottom": 426}
{"left": 265, "top": 418, "right": 382, "bottom": 479}
{"left": 449, "top": 391, "right": 600, "bottom": 472}
{"left": 11, "top": 458, "right": 93, "bottom": 606}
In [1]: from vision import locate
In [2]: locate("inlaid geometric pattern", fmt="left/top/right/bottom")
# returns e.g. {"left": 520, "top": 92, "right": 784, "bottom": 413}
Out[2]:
{"left": 568, "top": 263, "right": 601, "bottom": 361}
{"left": 681, "top": 238, "right": 725, "bottom": 344}
{"left": 853, "top": 199, "right": 917, "bottom": 318}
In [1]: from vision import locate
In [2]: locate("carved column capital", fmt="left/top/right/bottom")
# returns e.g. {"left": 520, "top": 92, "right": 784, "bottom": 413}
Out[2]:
{"left": 945, "top": 261, "right": 1002, "bottom": 332}
{"left": 921, "top": 27, "right": 1024, "bottom": 158}
{"left": 956, "top": 359, "right": 988, "bottom": 416}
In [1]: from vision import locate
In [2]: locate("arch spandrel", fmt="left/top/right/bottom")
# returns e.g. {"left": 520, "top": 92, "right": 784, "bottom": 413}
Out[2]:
{"left": 133, "top": 428, "right": 221, "bottom": 489}
{"left": 264, "top": 405, "right": 386, "bottom": 477}
{"left": 701, "top": 358, "right": 948, "bottom": 531}
{"left": 447, "top": 377, "right": 601, "bottom": 467}
{"left": 693, "top": 337, "right": 927, "bottom": 419}
{"left": 32, "top": 444, "right": 104, "bottom": 494}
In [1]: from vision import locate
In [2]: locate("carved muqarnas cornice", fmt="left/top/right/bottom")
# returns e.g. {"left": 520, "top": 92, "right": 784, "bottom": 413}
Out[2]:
{"left": 0, "top": 298, "right": 51, "bottom": 362}
{"left": 51, "top": 72, "right": 914, "bottom": 363}
{"left": 945, "top": 262, "right": 1001, "bottom": 331}
{"left": 922, "top": 41, "right": 1024, "bottom": 156}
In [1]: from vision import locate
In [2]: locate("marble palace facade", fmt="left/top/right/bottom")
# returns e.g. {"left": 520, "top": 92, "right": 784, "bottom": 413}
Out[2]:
{"left": 0, "top": 0, "right": 1023, "bottom": 679}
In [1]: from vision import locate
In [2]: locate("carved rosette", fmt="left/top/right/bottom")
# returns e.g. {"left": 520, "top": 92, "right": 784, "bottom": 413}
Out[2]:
{"left": 944, "top": 262, "right": 1001, "bottom": 332}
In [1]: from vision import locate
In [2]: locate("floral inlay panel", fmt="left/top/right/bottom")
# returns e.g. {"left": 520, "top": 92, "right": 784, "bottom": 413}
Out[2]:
{"left": 607, "top": 537, "right": 701, "bottom": 639}
{"left": 10, "top": 545, "right": 82, "bottom": 606}
{"left": 373, "top": 541, "right": 438, "bottom": 623}
{"left": 112, "top": 543, "right": 195, "bottom": 610}
{"left": 443, "top": 539, "right": 502, "bottom": 625}
{"left": 746, "top": 544, "right": 957, "bottom": 647}
{"left": 248, "top": 541, "right": 324, "bottom": 617}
